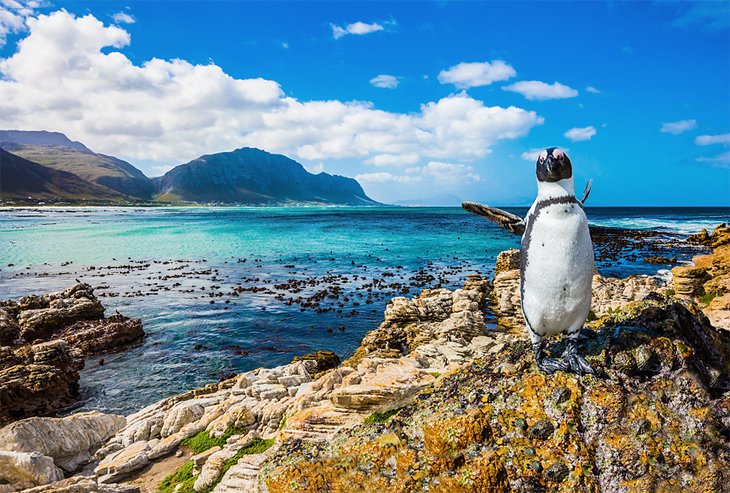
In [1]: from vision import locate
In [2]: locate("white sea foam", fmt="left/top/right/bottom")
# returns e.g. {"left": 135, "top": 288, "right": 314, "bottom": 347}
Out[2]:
{"left": 588, "top": 217, "right": 727, "bottom": 235}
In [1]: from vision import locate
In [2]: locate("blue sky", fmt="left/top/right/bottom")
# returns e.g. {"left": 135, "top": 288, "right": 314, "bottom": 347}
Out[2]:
{"left": 0, "top": 1, "right": 728, "bottom": 205}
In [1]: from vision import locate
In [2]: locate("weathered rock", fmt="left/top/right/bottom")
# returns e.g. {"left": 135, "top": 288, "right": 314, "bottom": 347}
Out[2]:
{"left": 491, "top": 268, "right": 523, "bottom": 329}
{"left": 0, "top": 411, "right": 126, "bottom": 472}
{"left": 672, "top": 265, "right": 711, "bottom": 297}
{"left": 291, "top": 350, "right": 340, "bottom": 379}
{"left": 18, "top": 475, "right": 140, "bottom": 493}
{"left": 58, "top": 316, "right": 144, "bottom": 355}
{"left": 329, "top": 357, "right": 435, "bottom": 411}
{"left": 0, "top": 308, "right": 19, "bottom": 345}
{"left": 95, "top": 441, "right": 151, "bottom": 483}
{"left": 494, "top": 248, "right": 520, "bottom": 275}
{"left": 345, "top": 275, "right": 490, "bottom": 366}
{"left": 0, "top": 450, "right": 64, "bottom": 492}
{"left": 0, "top": 340, "right": 83, "bottom": 426}
{"left": 18, "top": 284, "right": 105, "bottom": 342}
{"left": 591, "top": 274, "right": 665, "bottom": 317}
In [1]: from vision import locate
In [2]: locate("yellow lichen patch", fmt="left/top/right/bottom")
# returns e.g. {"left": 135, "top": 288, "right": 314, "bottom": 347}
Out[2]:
{"left": 430, "top": 451, "right": 511, "bottom": 493}
{"left": 423, "top": 408, "right": 491, "bottom": 469}
{"left": 586, "top": 382, "right": 626, "bottom": 424}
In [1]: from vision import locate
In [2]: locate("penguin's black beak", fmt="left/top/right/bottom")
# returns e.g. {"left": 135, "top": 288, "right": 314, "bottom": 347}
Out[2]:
{"left": 544, "top": 156, "right": 556, "bottom": 174}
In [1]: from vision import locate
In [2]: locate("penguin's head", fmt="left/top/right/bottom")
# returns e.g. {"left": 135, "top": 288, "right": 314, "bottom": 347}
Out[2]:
{"left": 536, "top": 147, "right": 572, "bottom": 183}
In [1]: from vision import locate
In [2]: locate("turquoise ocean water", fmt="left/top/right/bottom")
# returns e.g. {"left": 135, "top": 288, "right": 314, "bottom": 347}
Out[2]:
{"left": 0, "top": 206, "right": 727, "bottom": 414}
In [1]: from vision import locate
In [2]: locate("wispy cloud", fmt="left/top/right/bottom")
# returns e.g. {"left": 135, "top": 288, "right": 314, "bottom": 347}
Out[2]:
{"left": 564, "top": 126, "right": 596, "bottom": 142}
{"left": 696, "top": 151, "right": 730, "bottom": 168}
{"left": 585, "top": 86, "right": 601, "bottom": 94}
{"left": 370, "top": 74, "right": 400, "bottom": 89}
{"left": 672, "top": 1, "right": 729, "bottom": 32}
{"left": 365, "top": 153, "right": 419, "bottom": 167}
{"left": 502, "top": 80, "right": 578, "bottom": 101}
{"left": 356, "top": 172, "right": 420, "bottom": 184}
{"left": 111, "top": 11, "right": 135, "bottom": 24}
{"left": 357, "top": 161, "right": 480, "bottom": 188}
{"left": 660, "top": 119, "right": 697, "bottom": 135}
{"left": 695, "top": 133, "right": 730, "bottom": 145}
{"left": 437, "top": 60, "right": 515, "bottom": 89}
{"left": 331, "top": 21, "right": 386, "bottom": 39}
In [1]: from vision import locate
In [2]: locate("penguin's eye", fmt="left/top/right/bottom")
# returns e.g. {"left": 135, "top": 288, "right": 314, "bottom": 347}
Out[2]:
{"left": 539, "top": 157, "right": 544, "bottom": 163}
{"left": 558, "top": 155, "right": 564, "bottom": 162}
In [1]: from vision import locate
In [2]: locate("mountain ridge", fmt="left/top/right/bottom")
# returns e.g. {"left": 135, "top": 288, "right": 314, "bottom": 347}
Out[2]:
{"left": 0, "top": 148, "right": 128, "bottom": 201}
{"left": 153, "top": 147, "right": 377, "bottom": 205}
{"left": 0, "top": 131, "right": 377, "bottom": 205}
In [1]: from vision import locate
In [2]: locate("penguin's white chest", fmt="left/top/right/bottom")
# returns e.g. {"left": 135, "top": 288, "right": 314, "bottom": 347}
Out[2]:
{"left": 520, "top": 202, "right": 594, "bottom": 338}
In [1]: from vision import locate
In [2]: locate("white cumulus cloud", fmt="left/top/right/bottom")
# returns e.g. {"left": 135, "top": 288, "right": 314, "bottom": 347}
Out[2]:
{"left": 564, "top": 126, "right": 597, "bottom": 142}
{"left": 695, "top": 133, "right": 730, "bottom": 145}
{"left": 502, "top": 80, "right": 579, "bottom": 101}
{"left": 111, "top": 12, "right": 135, "bottom": 24}
{"left": 660, "top": 119, "right": 697, "bottom": 135}
{"left": 0, "top": 10, "right": 544, "bottom": 178}
{"left": 437, "top": 60, "right": 516, "bottom": 89}
{"left": 331, "top": 21, "right": 383, "bottom": 39}
{"left": 370, "top": 74, "right": 399, "bottom": 89}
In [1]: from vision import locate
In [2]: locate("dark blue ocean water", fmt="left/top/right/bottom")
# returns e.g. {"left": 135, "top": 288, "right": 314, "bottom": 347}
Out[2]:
{"left": 0, "top": 206, "right": 726, "bottom": 414}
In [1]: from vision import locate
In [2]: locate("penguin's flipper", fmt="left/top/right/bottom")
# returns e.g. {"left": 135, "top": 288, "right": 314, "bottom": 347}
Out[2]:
{"left": 580, "top": 179, "right": 593, "bottom": 205}
{"left": 462, "top": 201, "right": 525, "bottom": 235}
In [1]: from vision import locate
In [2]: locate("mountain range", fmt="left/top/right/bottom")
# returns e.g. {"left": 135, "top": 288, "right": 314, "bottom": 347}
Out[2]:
{"left": 0, "top": 130, "right": 377, "bottom": 205}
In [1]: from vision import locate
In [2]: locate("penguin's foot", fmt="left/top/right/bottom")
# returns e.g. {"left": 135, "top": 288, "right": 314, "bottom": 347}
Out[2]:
{"left": 532, "top": 342, "right": 568, "bottom": 374}
{"left": 561, "top": 339, "right": 594, "bottom": 375}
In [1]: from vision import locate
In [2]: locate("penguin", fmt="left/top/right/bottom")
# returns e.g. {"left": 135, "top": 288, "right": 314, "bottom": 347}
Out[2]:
{"left": 463, "top": 147, "right": 595, "bottom": 375}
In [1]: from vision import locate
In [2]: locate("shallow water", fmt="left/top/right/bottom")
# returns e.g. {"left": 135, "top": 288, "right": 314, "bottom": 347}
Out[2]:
{"left": 0, "top": 206, "right": 726, "bottom": 414}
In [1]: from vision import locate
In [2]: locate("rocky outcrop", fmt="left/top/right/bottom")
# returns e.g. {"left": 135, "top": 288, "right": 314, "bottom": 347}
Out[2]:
{"left": 0, "top": 284, "right": 143, "bottom": 425}
{"left": 291, "top": 350, "right": 340, "bottom": 379}
{"left": 17, "top": 283, "right": 106, "bottom": 341}
{"left": 490, "top": 249, "right": 666, "bottom": 330}
{"left": 0, "top": 340, "right": 83, "bottom": 425}
{"left": 674, "top": 224, "right": 730, "bottom": 330}
{"left": 672, "top": 265, "right": 711, "bottom": 297}
{"left": 345, "top": 274, "right": 490, "bottom": 365}
{"left": 0, "top": 412, "right": 126, "bottom": 472}
{"left": 262, "top": 298, "right": 730, "bottom": 493}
